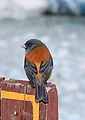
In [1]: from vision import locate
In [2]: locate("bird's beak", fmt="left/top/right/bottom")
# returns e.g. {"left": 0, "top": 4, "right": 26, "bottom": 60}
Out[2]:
{"left": 20, "top": 44, "right": 26, "bottom": 49}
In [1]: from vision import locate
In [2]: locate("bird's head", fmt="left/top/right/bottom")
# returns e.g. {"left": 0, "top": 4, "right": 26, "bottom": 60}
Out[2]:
{"left": 21, "top": 39, "right": 43, "bottom": 54}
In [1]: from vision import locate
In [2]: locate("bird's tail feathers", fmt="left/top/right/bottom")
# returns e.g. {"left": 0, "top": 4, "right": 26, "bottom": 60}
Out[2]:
{"left": 35, "top": 78, "right": 48, "bottom": 103}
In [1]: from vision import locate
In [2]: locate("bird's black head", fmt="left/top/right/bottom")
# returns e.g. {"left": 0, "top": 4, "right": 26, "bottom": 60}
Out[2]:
{"left": 22, "top": 39, "right": 43, "bottom": 54}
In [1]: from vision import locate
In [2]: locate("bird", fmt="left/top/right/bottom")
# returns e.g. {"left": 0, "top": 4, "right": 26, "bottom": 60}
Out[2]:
{"left": 21, "top": 39, "right": 53, "bottom": 103}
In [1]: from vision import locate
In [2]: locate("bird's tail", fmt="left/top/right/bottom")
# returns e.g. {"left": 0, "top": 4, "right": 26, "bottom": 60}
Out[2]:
{"left": 35, "top": 77, "right": 48, "bottom": 103}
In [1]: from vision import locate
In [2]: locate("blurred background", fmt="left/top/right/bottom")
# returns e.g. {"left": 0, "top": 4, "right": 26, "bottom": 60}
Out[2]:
{"left": 0, "top": 0, "right": 85, "bottom": 120}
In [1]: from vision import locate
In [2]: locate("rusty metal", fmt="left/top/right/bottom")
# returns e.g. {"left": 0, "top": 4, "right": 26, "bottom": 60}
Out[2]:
{"left": 0, "top": 78, "right": 58, "bottom": 120}
{"left": 0, "top": 77, "right": 5, "bottom": 82}
{"left": 0, "top": 77, "right": 5, "bottom": 120}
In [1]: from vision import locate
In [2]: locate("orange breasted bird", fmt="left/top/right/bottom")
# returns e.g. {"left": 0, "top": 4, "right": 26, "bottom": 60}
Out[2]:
{"left": 21, "top": 39, "right": 53, "bottom": 103}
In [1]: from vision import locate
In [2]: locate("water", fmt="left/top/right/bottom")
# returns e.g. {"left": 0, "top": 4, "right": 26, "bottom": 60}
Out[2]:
{"left": 0, "top": 15, "right": 85, "bottom": 120}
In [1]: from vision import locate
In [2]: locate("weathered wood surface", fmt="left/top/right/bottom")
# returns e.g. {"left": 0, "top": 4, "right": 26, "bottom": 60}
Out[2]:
{"left": 0, "top": 77, "right": 58, "bottom": 120}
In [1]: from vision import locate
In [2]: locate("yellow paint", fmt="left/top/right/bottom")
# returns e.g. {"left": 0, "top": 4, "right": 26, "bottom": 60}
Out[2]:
{"left": 33, "top": 99, "right": 39, "bottom": 120}
{"left": 1, "top": 90, "right": 39, "bottom": 120}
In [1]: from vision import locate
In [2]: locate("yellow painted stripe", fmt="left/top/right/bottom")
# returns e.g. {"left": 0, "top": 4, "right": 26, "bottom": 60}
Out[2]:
{"left": 1, "top": 90, "right": 39, "bottom": 120}
{"left": 1, "top": 90, "right": 34, "bottom": 101}
{"left": 33, "top": 99, "right": 39, "bottom": 120}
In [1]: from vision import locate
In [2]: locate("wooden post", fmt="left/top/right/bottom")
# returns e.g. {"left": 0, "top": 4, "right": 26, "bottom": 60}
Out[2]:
{"left": 0, "top": 77, "right": 58, "bottom": 120}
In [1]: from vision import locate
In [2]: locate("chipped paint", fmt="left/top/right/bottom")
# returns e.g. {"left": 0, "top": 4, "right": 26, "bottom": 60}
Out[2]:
{"left": 46, "top": 86, "right": 51, "bottom": 92}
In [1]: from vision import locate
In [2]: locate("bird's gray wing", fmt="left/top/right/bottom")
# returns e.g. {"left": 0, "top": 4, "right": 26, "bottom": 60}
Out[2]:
{"left": 24, "top": 58, "right": 37, "bottom": 87}
{"left": 40, "top": 56, "right": 53, "bottom": 82}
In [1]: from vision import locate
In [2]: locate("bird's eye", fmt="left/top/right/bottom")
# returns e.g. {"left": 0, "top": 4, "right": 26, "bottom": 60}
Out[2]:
{"left": 28, "top": 43, "right": 32, "bottom": 47}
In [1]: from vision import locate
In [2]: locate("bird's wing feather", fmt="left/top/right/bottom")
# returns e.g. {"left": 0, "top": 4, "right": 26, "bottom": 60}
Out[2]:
{"left": 24, "top": 58, "right": 37, "bottom": 87}
{"left": 40, "top": 56, "right": 53, "bottom": 81}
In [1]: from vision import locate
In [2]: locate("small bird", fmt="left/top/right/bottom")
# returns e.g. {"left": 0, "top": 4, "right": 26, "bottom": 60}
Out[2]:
{"left": 21, "top": 39, "right": 53, "bottom": 103}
